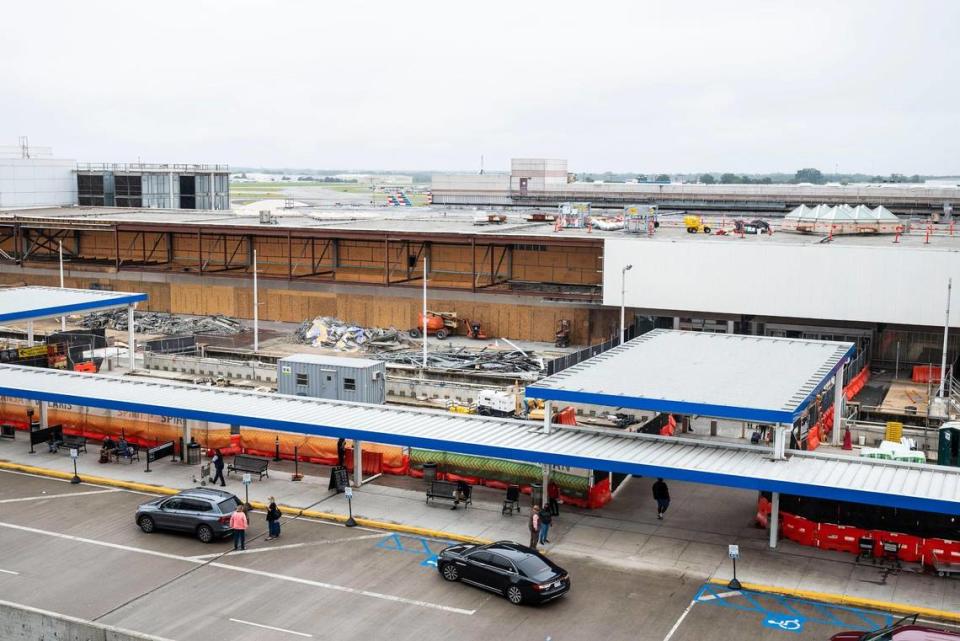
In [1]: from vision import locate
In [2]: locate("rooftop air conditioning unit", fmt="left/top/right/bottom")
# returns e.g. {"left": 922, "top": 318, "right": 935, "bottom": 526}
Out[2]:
{"left": 259, "top": 210, "right": 277, "bottom": 225}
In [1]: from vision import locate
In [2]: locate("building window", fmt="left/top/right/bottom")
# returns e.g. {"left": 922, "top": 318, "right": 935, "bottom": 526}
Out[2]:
{"left": 296, "top": 373, "right": 308, "bottom": 386}
{"left": 344, "top": 377, "right": 356, "bottom": 391}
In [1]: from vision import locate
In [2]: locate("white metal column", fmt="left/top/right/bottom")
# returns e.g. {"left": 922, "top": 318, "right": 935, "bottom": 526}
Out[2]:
{"left": 726, "top": 320, "right": 735, "bottom": 334}
{"left": 543, "top": 400, "right": 553, "bottom": 435}
{"left": 772, "top": 423, "right": 787, "bottom": 459}
{"left": 127, "top": 303, "right": 136, "bottom": 370}
{"left": 541, "top": 464, "right": 550, "bottom": 508}
{"left": 26, "top": 321, "right": 34, "bottom": 346}
{"left": 39, "top": 401, "right": 48, "bottom": 429}
{"left": 353, "top": 439, "right": 362, "bottom": 487}
{"left": 209, "top": 172, "right": 215, "bottom": 210}
{"left": 168, "top": 173, "right": 175, "bottom": 208}
{"left": 769, "top": 491, "right": 780, "bottom": 548}
{"left": 831, "top": 362, "right": 846, "bottom": 446}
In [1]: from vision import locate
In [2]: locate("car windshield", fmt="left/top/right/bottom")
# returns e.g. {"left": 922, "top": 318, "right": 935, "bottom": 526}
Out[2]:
{"left": 217, "top": 497, "right": 239, "bottom": 513}
{"left": 517, "top": 555, "right": 553, "bottom": 580}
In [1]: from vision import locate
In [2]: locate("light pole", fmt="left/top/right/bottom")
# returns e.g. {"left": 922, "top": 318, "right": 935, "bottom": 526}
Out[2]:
{"left": 620, "top": 264, "right": 633, "bottom": 343}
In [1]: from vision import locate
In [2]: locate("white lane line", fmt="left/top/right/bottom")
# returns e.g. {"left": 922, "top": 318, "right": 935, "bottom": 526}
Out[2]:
{"left": 211, "top": 561, "right": 475, "bottom": 615}
{"left": 0, "top": 520, "right": 474, "bottom": 615}
{"left": 696, "top": 590, "right": 741, "bottom": 602}
{"left": 188, "top": 533, "right": 385, "bottom": 560}
{"left": 918, "top": 619, "right": 960, "bottom": 630}
{"left": 0, "top": 489, "right": 121, "bottom": 504}
{"left": 229, "top": 618, "right": 313, "bottom": 638}
{"left": 662, "top": 599, "right": 697, "bottom": 641}
{"left": 0, "top": 469, "right": 157, "bottom": 496}
{"left": 0, "top": 568, "right": 20, "bottom": 575}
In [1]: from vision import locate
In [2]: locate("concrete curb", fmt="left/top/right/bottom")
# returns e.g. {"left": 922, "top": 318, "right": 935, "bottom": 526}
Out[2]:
{"left": 707, "top": 578, "right": 960, "bottom": 624}
{"left": 0, "top": 460, "right": 490, "bottom": 546}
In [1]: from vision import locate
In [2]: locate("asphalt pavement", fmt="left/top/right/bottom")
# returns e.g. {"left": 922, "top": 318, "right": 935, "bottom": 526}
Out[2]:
{"left": 4, "top": 470, "right": 954, "bottom": 641}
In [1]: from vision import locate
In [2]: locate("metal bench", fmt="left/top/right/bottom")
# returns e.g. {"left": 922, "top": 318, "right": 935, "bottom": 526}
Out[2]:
{"left": 228, "top": 454, "right": 270, "bottom": 480}
{"left": 426, "top": 480, "right": 471, "bottom": 508}
{"left": 113, "top": 443, "right": 140, "bottom": 464}
{"left": 62, "top": 434, "right": 87, "bottom": 454}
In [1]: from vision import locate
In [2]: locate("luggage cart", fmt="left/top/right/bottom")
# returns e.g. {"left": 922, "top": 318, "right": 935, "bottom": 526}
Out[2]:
{"left": 931, "top": 553, "right": 960, "bottom": 578}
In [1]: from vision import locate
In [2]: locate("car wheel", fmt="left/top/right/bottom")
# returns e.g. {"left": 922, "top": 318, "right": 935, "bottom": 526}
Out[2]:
{"left": 506, "top": 585, "right": 524, "bottom": 605}
{"left": 138, "top": 515, "right": 155, "bottom": 533}
{"left": 196, "top": 524, "right": 215, "bottom": 543}
{"left": 441, "top": 563, "right": 460, "bottom": 582}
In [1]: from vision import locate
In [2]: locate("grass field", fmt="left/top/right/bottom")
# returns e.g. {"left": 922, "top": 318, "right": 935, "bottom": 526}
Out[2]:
{"left": 229, "top": 181, "right": 429, "bottom": 206}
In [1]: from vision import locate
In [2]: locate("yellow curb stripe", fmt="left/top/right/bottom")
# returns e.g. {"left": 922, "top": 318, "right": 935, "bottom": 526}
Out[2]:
{"left": 0, "top": 460, "right": 489, "bottom": 545}
{"left": 707, "top": 578, "right": 960, "bottom": 623}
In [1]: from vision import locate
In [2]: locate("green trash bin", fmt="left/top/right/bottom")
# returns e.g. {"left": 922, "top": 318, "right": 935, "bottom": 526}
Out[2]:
{"left": 937, "top": 423, "right": 960, "bottom": 466}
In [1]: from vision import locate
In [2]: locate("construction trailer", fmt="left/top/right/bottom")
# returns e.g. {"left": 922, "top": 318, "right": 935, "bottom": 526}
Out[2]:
{"left": 277, "top": 354, "right": 385, "bottom": 404}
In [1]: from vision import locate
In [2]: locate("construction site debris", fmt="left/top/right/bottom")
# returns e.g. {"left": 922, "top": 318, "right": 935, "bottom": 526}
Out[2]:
{"left": 294, "top": 316, "right": 411, "bottom": 352}
{"left": 81, "top": 310, "right": 245, "bottom": 336}
{"left": 376, "top": 346, "right": 544, "bottom": 374}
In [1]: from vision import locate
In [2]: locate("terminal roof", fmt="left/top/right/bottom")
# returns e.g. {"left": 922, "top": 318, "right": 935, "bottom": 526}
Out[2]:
{"left": 0, "top": 364, "right": 956, "bottom": 514}
{"left": 0, "top": 287, "right": 147, "bottom": 323}
{"left": 526, "top": 329, "right": 855, "bottom": 424}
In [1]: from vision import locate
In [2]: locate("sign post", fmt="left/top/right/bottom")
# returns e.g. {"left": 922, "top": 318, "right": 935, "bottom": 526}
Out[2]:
{"left": 344, "top": 486, "right": 357, "bottom": 528}
{"left": 728, "top": 544, "right": 741, "bottom": 590}
{"left": 242, "top": 473, "right": 252, "bottom": 507}
{"left": 70, "top": 448, "right": 80, "bottom": 485}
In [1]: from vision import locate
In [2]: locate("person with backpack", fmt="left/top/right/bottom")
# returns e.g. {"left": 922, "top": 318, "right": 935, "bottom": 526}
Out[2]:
{"left": 652, "top": 478, "right": 670, "bottom": 520}
{"left": 538, "top": 504, "right": 553, "bottom": 544}
{"left": 266, "top": 496, "right": 282, "bottom": 540}
{"left": 211, "top": 448, "right": 226, "bottom": 487}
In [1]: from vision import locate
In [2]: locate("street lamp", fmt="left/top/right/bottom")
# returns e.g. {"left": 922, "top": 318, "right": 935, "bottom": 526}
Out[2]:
{"left": 620, "top": 264, "right": 633, "bottom": 343}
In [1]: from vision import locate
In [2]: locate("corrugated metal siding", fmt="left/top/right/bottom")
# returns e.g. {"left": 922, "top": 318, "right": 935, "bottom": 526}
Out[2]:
{"left": 1, "top": 364, "right": 958, "bottom": 513}
{"left": 277, "top": 356, "right": 385, "bottom": 404}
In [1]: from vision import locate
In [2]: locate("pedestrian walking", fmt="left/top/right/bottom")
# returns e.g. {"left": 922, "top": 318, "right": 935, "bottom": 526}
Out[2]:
{"left": 652, "top": 478, "right": 670, "bottom": 520}
{"left": 547, "top": 480, "right": 560, "bottom": 516}
{"left": 230, "top": 504, "right": 248, "bottom": 550}
{"left": 336, "top": 438, "right": 346, "bottom": 467}
{"left": 265, "top": 496, "right": 282, "bottom": 540}
{"left": 538, "top": 505, "right": 553, "bottom": 544}
{"left": 211, "top": 448, "right": 226, "bottom": 487}
{"left": 528, "top": 505, "right": 541, "bottom": 549}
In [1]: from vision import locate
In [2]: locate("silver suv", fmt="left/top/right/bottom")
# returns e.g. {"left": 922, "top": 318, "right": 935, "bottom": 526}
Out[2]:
{"left": 136, "top": 488, "right": 240, "bottom": 543}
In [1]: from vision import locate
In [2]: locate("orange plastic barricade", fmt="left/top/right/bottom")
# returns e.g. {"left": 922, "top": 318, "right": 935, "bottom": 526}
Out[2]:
{"left": 782, "top": 513, "right": 818, "bottom": 546}
{"left": 818, "top": 523, "right": 866, "bottom": 554}
{"left": 755, "top": 496, "right": 771, "bottom": 528}
{"left": 912, "top": 365, "right": 942, "bottom": 383}
{"left": 921, "top": 538, "right": 960, "bottom": 567}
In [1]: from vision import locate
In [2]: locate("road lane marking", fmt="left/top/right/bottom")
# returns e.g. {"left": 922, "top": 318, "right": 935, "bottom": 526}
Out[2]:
{"left": 696, "top": 589, "right": 741, "bottom": 601}
{"left": 0, "top": 568, "right": 20, "bottom": 575}
{"left": 0, "top": 520, "right": 475, "bottom": 615}
{"left": 229, "top": 618, "right": 313, "bottom": 638}
{"left": 0, "top": 489, "right": 121, "bottom": 504}
{"left": 662, "top": 599, "right": 697, "bottom": 641}
{"left": 188, "top": 533, "right": 385, "bottom": 560}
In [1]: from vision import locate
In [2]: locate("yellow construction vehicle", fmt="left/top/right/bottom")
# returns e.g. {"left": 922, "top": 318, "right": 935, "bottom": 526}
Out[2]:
{"left": 684, "top": 215, "right": 711, "bottom": 234}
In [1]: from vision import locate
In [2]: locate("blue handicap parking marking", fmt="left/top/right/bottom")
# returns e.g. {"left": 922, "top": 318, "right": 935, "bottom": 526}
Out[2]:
{"left": 694, "top": 583, "right": 894, "bottom": 634}
{"left": 375, "top": 534, "right": 448, "bottom": 570}
{"left": 763, "top": 615, "right": 805, "bottom": 634}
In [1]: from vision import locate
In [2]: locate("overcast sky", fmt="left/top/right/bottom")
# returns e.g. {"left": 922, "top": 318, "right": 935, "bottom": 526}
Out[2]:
{"left": 3, "top": 1, "right": 958, "bottom": 174}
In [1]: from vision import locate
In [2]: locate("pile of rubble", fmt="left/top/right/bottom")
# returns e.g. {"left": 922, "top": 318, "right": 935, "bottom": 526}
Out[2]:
{"left": 294, "top": 316, "right": 410, "bottom": 352}
{"left": 378, "top": 346, "right": 544, "bottom": 374}
{"left": 81, "top": 310, "right": 245, "bottom": 336}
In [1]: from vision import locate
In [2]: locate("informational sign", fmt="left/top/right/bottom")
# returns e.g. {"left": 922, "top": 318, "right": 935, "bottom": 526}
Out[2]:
{"left": 242, "top": 473, "right": 252, "bottom": 485}
{"left": 147, "top": 441, "right": 175, "bottom": 463}
{"left": 728, "top": 545, "right": 740, "bottom": 560}
{"left": 17, "top": 345, "right": 49, "bottom": 359}
{"left": 69, "top": 448, "right": 78, "bottom": 459}
{"left": 329, "top": 465, "right": 349, "bottom": 492}
{"left": 344, "top": 486, "right": 353, "bottom": 499}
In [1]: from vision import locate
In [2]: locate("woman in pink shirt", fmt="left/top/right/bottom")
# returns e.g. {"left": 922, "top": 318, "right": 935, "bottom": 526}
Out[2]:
{"left": 229, "top": 505, "right": 248, "bottom": 551}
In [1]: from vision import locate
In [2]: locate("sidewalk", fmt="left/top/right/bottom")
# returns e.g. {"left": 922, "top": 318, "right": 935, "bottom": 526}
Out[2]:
{"left": 2, "top": 437, "right": 958, "bottom": 619}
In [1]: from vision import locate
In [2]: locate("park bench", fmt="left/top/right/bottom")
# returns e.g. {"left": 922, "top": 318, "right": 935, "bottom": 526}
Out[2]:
{"left": 426, "top": 480, "right": 471, "bottom": 508}
{"left": 113, "top": 443, "right": 140, "bottom": 463}
{"left": 62, "top": 434, "right": 87, "bottom": 454}
{"left": 227, "top": 454, "right": 270, "bottom": 480}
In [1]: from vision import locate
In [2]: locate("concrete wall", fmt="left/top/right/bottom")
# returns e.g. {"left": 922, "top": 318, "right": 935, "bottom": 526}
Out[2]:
{"left": 0, "top": 599, "right": 172, "bottom": 641}
{"left": 0, "top": 157, "right": 77, "bottom": 208}
{"left": 603, "top": 237, "right": 960, "bottom": 328}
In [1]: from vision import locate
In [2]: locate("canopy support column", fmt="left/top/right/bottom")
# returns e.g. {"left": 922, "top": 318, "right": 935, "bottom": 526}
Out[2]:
{"left": 769, "top": 491, "right": 780, "bottom": 548}
{"left": 543, "top": 400, "right": 553, "bottom": 435}
{"left": 772, "top": 424, "right": 787, "bottom": 460}
{"left": 353, "top": 439, "right": 362, "bottom": 487}
{"left": 832, "top": 361, "right": 846, "bottom": 446}
{"left": 26, "top": 320, "right": 34, "bottom": 346}
{"left": 39, "top": 401, "right": 48, "bottom": 429}
{"left": 127, "top": 303, "right": 136, "bottom": 371}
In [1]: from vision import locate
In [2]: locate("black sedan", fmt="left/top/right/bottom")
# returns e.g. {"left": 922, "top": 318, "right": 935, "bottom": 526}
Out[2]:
{"left": 437, "top": 541, "right": 570, "bottom": 605}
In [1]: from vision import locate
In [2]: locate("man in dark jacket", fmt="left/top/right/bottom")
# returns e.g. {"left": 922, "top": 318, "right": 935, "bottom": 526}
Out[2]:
{"left": 211, "top": 448, "right": 226, "bottom": 487}
{"left": 652, "top": 478, "right": 670, "bottom": 520}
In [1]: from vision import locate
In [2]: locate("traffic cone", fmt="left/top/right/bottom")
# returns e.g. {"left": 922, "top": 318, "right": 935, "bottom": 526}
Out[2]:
{"left": 842, "top": 426, "right": 853, "bottom": 450}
